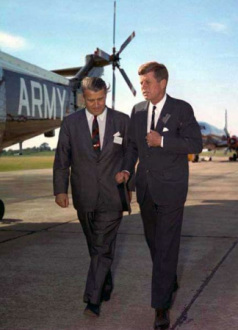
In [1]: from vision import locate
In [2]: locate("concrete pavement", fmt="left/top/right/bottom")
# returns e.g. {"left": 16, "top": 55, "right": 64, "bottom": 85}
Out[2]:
{"left": 0, "top": 157, "right": 238, "bottom": 329}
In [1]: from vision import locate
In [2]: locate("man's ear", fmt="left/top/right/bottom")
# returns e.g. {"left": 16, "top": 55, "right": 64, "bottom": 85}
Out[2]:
{"left": 76, "top": 92, "right": 85, "bottom": 108}
{"left": 160, "top": 79, "right": 167, "bottom": 90}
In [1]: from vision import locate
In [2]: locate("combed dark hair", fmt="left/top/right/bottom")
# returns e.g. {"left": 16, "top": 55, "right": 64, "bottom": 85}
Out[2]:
{"left": 138, "top": 62, "right": 169, "bottom": 83}
{"left": 81, "top": 77, "right": 110, "bottom": 94}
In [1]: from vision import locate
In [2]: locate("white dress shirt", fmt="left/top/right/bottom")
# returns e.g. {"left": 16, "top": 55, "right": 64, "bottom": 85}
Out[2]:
{"left": 85, "top": 107, "right": 107, "bottom": 149}
{"left": 147, "top": 94, "right": 167, "bottom": 133}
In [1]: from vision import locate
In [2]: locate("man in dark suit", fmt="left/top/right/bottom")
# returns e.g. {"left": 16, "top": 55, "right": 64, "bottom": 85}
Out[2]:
{"left": 116, "top": 62, "right": 203, "bottom": 329}
{"left": 53, "top": 77, "right": 130, "bottom": 317}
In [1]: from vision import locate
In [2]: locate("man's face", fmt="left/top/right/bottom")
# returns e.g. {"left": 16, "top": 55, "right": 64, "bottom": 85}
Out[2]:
{"left": 140, "top": 71, "right": 166, "bottom": 104}
{"left": 83, "top": 89, "right": 107, "bottom": 116}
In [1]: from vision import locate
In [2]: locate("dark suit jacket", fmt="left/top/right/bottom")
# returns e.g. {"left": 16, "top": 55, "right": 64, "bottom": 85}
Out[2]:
{"left": 123, "top": 95, "right": 203, "bottom": 205}
{"left": 53, "top": 107, "right": 130, "bottom": 212}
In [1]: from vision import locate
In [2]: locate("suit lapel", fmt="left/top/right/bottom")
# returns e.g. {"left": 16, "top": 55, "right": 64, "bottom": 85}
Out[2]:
{"left": 78, "top": 109, "right": 97, "bottom": 158}
{"left": 136, "top": 102, "right": 149, "bottom": 150}
{"left": 140, "top": 101, "right": 149, "bottom": 134}
{"left": 100, "top": 108, "right": 114, "bottom": 154}
{"left": 156, "top": 95, "right": 173, "bottom": 134}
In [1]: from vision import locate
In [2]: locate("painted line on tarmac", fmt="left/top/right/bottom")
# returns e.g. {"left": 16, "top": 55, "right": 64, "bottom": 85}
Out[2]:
{"left": 171, "top": 239, "right": 238, "bottom": 329}
{"left": 0, "top": 221, "right": 75, "bottom": 244}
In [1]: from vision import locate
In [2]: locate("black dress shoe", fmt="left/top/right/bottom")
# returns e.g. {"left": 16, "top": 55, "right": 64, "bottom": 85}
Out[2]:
{"left": 84, "top": 302, "right": 100, "bottom": 317}
{"left": 154, "top": 308, "right": 170, "bottom": 329}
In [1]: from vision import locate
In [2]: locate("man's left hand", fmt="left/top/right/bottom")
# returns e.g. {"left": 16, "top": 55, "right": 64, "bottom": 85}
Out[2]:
{"left": 146, "top": 130, "right": 162, "bottom": 147}
{"left": 115, "top": 171, "right": 130, "bottom": 184}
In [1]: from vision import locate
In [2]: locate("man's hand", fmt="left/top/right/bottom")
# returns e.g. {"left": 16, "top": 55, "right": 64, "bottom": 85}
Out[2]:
{"left": 55, "top": 193, "right": 69, "bottom": 208}
{"left": 115, "top": 171, "right": 130, "bottom": 184}
{"left": 146, "top": 130, "right": 162, "bottom": 147}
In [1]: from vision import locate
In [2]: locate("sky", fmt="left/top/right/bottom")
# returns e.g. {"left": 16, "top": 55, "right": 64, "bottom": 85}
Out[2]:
{"left": 1, "top": 0, "right": 238, "bottom": 149}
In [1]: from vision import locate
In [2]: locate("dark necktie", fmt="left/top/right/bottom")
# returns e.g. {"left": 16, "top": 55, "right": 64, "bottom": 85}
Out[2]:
{"left": 150, "top": 105, "right": 156, "bottom": 130}
{"left": 92, "top": 116, "right": 100, "bottom": 154}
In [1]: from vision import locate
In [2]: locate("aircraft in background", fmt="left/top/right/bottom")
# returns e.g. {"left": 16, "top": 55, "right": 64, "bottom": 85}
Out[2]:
{"left": 199, "top": 121, "right": 228, "bottom": 147}
{"left": 193, "top": 115, "right": 238, "bottom": 162}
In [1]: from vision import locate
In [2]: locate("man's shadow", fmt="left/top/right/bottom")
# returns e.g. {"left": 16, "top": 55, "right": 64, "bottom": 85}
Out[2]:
{"left": 112, "top": 199, "right": 238, "bottom": 294}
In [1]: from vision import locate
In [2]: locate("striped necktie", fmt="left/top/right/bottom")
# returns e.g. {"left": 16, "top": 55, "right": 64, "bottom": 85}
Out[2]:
{"left": 92, "top": 115, "right": 100, "bottom": 154}
{"left": 150, "top": 105, "right": 156, "bottom": 130}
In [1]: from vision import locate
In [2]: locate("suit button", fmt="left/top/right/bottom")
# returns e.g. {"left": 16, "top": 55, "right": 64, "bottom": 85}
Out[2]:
{"left": 146, "top": 154, "right": 149, "bottom": 158}
{"left": 146, "top": 169, "right": 150, "bottom": 173}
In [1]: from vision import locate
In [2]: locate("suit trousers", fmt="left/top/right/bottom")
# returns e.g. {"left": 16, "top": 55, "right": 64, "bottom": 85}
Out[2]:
{"left": 77, "top": 209, "right": 122, "bottom": 305}
{"left": 140, "top": 186, "right": 184, "bottom": 309}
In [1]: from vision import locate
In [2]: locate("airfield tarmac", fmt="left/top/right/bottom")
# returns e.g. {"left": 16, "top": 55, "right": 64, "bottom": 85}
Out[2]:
{"left": 0, "top": 157, "right": 238, "bottom": 330}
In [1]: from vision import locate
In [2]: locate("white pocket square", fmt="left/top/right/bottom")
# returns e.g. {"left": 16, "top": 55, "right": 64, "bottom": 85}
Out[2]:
{"left": 113, "top": 136, "right": 123, "bottom": 144}
{"left": 163, "top": 127, "right": 169, "bottom": 132}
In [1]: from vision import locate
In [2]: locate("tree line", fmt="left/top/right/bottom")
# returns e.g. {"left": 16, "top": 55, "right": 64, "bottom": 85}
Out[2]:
{"left": 1, "top": 143, "right": 55, "bottom": 156}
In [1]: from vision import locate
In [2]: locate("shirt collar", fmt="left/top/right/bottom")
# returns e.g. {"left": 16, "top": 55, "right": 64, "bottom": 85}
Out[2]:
{"left": 150, "top": 94, "right": 167, "bottom": 112}
{"left": 85, "top": 107, "right": 107, "bottom": 121}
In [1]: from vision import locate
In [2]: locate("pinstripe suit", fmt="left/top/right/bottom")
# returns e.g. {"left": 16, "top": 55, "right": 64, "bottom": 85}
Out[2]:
{"left": 123, "top": 95, "right": 203, "bottom": 308}
{"left": 53, "top": 107, "right": 130, "bottom": 305}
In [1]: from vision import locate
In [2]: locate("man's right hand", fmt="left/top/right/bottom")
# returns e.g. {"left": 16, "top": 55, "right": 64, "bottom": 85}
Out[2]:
{"left": 55, "top": 193, "right": 69, "bottom": 208}
{"left": 115, "top": 171, "right": 130, "bottom": 184}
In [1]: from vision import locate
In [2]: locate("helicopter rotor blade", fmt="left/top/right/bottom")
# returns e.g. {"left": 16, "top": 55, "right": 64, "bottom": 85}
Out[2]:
{"left": 94, "top": 1, "right": 136, "bottom": 106}
{"left": 117, "top": 31, "right": 135, "bottom": 56}
{"left": 112, "top": 68, "right": 116, "bottom": 109}
{"left": 113, "top": 1, "right": 116, "bottom": 48}
{"left": 117, "top": 65, "right": 136, "bottom": 96}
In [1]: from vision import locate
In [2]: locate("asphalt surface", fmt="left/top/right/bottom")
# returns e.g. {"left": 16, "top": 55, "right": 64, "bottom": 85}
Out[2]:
{"left": 0, "top": 157, "right": 238, "bottom": 329}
